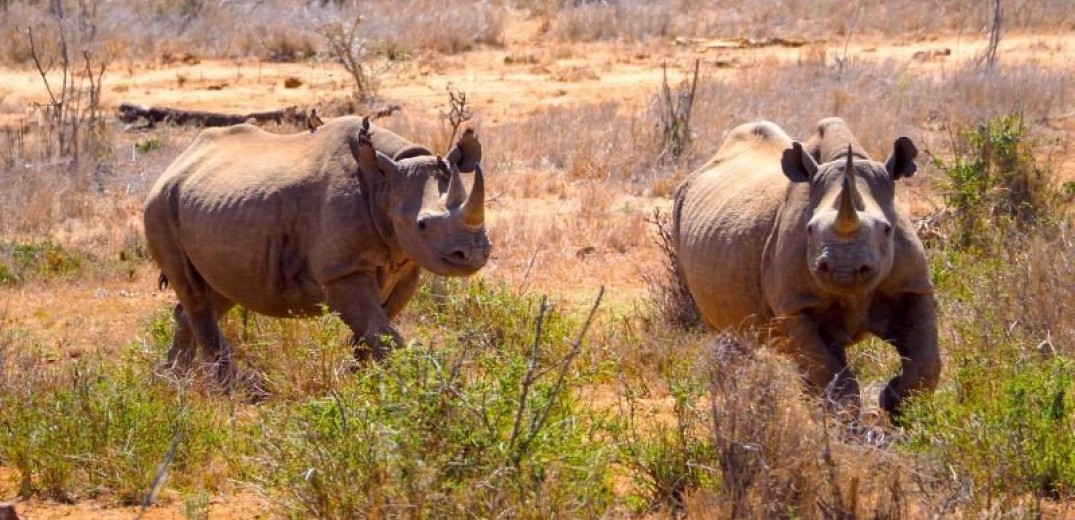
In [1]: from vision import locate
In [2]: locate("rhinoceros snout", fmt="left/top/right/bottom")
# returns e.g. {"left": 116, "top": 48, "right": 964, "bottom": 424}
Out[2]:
{"left": 814, "top": 257, "right": 876, "bottom": 286}
{"left": 445, "top": 240, "right": 491, "bottom": 269}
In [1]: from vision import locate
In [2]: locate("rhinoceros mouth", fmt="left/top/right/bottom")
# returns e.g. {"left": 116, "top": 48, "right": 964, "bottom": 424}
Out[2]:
{"left": 439, "top": 252, "right": 487, "bottom": 271}
{"left": 426, "top": 250, "right": 486, "bottom": 276}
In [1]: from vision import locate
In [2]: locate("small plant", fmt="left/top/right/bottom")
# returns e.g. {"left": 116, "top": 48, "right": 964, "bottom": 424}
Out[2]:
{"left": 441, "top": 85, "right": 473, "bottom": 154}
{"left": 906, "top": 352, "right": 1075, "bottom": 504}
{"left": 134, "top": 136, "right": 165, "bottom": 154}
{"left": 0, "top": 339, "right": 238, "bottom": 504}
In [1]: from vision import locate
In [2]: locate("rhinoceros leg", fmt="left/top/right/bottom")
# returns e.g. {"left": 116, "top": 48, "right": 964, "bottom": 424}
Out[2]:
{"left": 383, "top": 269, "right": 422, "bottom": 320}
{"left": 167, "top": 291, "right": 235, "bottom": 378}
{"left": 324, "top": 274, "right": 403, "bottom": 361}
{"left": 878, "top": 294, "right": 941, "bottom": 417}
{"left": 780, "top": 314, "right": 861, "bottom": 412}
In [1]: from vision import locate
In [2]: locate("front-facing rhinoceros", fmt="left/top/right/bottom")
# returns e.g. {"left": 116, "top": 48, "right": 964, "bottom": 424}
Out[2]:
{"left": 673, "top": 118, "right": 939, "bottom": 416}
{"left": 144, "top": 116, "right": 491, "bottom": 385}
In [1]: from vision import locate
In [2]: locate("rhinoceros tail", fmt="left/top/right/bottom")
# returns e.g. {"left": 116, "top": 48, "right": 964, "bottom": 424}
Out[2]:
{"left": 158, "top": 272, "right": 169, "bottom": 291}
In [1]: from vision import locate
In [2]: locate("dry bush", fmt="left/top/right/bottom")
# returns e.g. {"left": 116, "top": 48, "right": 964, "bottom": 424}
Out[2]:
{"left": 614, "top": 327, "right": 937, "bottom": 518}
{"left": 643, "top": 208, "right": 699, "bottom": 330}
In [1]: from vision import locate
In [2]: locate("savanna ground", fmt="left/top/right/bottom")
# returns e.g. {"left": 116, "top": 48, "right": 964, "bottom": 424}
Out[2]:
{"left": 1, "top": 1, "right": 1075, "bottom": 518}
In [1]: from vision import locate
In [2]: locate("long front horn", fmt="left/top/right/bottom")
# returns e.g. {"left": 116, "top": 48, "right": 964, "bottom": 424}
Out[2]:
{"left": 461, "top": 162, "right": 485, "bottom": 227}
{"left": 444, "top": 159, "right": 466, "bottom": 208}
{"left": 835, "top": 145, "right": 861, "bottom": 235}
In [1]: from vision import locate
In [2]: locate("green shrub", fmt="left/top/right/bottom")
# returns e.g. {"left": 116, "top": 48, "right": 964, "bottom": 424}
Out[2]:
{"left": 907, "top": 352, "right": 1075, "bottom": 501}
{"left": 253, "top": 279, "right": 615, "bottom": 518}
{"left": 932, "top": 113, "right": 1063, "bottom": 251}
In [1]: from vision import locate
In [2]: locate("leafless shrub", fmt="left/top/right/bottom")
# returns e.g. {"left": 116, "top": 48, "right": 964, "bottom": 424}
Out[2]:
{"left": 21, "top": 0, "right": 110, "bottom": 169}
{"left": 616, "top": 328, "right": 935, "bottom": 517}
{"left": 318, "top": 12, "right": 377, "bottom": 101}
{"left": 655, "top": 59, "right": 699, "bottom": 163}
{"left": 980, "top": 0, "right": 1002, "bottom": 67}
{"left": 441, "top": 85, "right": 472, "bottom": 154}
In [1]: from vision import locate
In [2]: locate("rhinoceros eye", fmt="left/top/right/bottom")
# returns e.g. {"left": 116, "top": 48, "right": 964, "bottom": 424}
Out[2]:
{"left": 883, "top": 223, "right": 892, "bottom": 235}
{"left": 806, "top": 223, "right": 815, "bottom": 235}
{"left": 417, "top": 218, "right": 429, "bottom": 231}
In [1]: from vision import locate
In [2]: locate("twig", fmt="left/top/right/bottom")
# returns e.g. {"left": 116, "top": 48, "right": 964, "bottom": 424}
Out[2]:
{"left": 508, "top": 295, "right": 549, "bottom": 454}
{"left": 518, "top": 286, "right": 605, "bottom": 457}
{"left": 442, "top": 85, "right": 473, "bottom": 154}
{"left": 516, "top": 249, "right": 540, "bottom": 294}
{"left": 136, "top": 426, "right": 182, "bottom": 519}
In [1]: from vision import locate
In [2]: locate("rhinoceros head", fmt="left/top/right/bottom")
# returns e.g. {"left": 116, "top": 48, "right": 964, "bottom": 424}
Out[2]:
{"left": 355, "top": 121, "right": 491, "bottom": 276}
{"left": 783, "top": 139, "right": 918, "bottom": 294}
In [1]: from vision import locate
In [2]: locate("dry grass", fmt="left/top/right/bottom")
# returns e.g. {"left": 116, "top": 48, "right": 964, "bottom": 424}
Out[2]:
{"left": 548, "top": 0, "right": 1075, "bottom": 43}
{"left": 0, "top": 0, "right": 505, "bottom": 66}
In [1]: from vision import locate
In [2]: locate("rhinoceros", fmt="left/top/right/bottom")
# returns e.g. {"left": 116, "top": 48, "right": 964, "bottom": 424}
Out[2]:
{"left": 673, "top": 118, "right": 939, "bottom": 416}
{"left": 144, "top": 116, "right": 491, "bottom": 385}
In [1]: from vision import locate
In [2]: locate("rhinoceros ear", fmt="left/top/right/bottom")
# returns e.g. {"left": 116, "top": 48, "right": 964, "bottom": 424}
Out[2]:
{"left": 886, "top": 136, "right": 918, "bottom": 180}
{"left": 353, "top": 120, "right": 400, "bottom": 179}
{"left": 446, "top": 128, "right": 482, "bottom": 173}
{"left": 781, "top": 142, "right": 818, "bottom": 183}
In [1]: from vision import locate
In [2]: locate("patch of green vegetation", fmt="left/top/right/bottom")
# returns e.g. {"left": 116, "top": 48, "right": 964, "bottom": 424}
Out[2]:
{"left": 0, "top": 240, "right": 84, "bottom": 285}
{"left": 252, "top": 279, "right": 615, "bottom": 518}
{"left": 134, "top": 136, "right": 165, "bottom": 154}
{"left": 906, "top": 112, "right": 1075, "bottom": 506}
{"left": 0, "top": 346, "right": 239, "bottom": 504}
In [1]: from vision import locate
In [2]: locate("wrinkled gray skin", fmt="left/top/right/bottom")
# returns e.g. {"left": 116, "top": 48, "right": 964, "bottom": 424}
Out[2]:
{"left": 144, "top": 116, "right": 491, "bottom": 385}
{"left": 673, "top": 118, "right": 940, "bottom": 416}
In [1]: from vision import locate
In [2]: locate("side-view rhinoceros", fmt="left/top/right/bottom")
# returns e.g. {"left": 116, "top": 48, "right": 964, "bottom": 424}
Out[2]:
{"left": 144, "top": 116, "right": 491, "bottom": 385}
{"left": 673, "top": 117, "right": 940, "bottom": 416}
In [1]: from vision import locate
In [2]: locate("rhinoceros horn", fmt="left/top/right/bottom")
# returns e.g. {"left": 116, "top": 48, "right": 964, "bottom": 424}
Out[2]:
{"left": 461, "top": 162, "right": 485, "bottom": 227}
{"left": 835, "top": 145, "right": 861, "bottom": 235}
{"left": 444, "top": 159, "right": 467, "bottom": 209}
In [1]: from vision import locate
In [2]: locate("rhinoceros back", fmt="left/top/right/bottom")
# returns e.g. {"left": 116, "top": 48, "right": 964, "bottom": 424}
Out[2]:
{"left": 673, "top": 121, "right": 794, "bottom": 332}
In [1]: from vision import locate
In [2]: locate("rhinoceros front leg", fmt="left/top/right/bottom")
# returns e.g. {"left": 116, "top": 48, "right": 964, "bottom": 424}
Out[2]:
{"left": 324, "top": 274, "right": 403, "bottom": 361}
{"left": 383, "top": 268, "right": 422, "bottom": 321}
{"left": 778, "top": 313, "right": 861, "bottom": 412}
{"left": 878, "top": 293, "right": 941, "bottom": 418}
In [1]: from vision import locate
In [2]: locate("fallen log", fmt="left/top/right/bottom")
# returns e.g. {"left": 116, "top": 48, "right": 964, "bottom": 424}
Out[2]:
{"left": 117, "top": 102, "right": 304, "bottom": 128}
{"left": 116, "top": 102, "right": 403, "bottom": 130}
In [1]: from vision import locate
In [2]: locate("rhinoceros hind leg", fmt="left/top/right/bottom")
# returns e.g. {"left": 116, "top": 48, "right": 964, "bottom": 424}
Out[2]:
{"left": 166, "top": 303, "right": 197, "bottom": 373}
{"left": 166, "top": 289, "right": 236, "bottom": 386}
